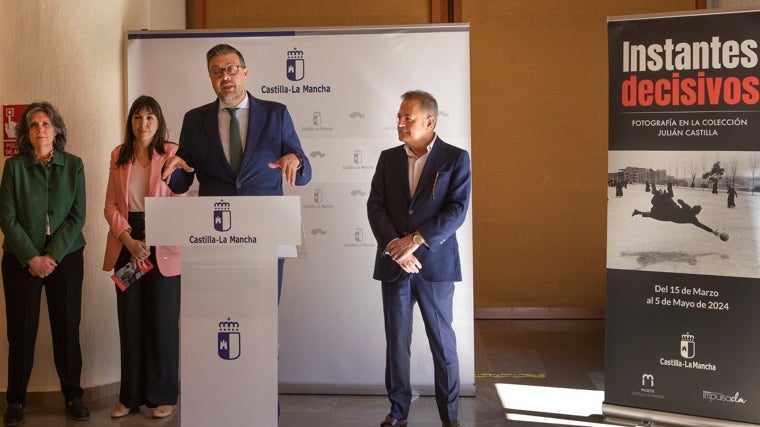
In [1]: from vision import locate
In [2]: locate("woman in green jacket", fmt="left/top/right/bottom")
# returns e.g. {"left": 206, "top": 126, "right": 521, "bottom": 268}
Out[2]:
{"left": 0, "top": 101, "right": 88, "bottom": 426}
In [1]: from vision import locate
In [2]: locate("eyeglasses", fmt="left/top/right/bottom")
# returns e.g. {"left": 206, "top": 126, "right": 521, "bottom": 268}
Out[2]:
{"left": 208, "top": 65, "right": 245, "bottom": 78}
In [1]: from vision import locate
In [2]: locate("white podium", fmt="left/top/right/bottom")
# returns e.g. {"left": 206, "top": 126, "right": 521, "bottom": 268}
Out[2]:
{"left": 145, "top": 196, "right": 301, "bottom": 427}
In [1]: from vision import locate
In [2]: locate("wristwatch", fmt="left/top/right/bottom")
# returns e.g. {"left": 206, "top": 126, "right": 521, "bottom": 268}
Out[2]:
{"left": 412, "top": 231, "right": 425, "bottom": 246}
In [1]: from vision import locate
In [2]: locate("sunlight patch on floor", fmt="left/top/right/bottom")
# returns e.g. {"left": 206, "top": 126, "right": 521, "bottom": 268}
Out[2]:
{"left": 506, "top": 413, "right": 627, "bottom": 426}
{"left": 496, "top": 383, "right": 604, "bottom": 417}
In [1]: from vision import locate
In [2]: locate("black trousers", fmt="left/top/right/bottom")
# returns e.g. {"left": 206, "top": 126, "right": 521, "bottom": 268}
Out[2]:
{"left": 115, "top": 212, "right": 180, "bottom": 407}
{"left": 2, "top": 246, "right": 84, "bottom": 405}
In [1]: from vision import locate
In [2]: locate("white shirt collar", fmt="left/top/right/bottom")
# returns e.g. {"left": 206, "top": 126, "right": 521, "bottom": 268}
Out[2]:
{"left": 219, "top": 95, "right": 250, "bottom": 111}
{"left": 403, "top": 133, "right": 436, "bottom": 158}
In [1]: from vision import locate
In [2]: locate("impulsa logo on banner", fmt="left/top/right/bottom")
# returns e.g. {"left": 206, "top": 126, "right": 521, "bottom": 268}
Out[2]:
{"left": 702, "top": 390, "right": 747, "bottom": 405}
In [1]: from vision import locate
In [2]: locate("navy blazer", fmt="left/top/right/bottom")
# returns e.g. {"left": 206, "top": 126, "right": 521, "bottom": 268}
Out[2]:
{"left": 367, "top": 136, "right": 471, "bottom": 283}
{"left": 169, "top": 92, "right": 311, "bottom": 196}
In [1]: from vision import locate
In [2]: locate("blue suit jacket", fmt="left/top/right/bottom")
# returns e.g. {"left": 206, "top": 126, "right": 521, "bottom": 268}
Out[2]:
{"left": 367, "top": 136, "right": 471, "bottom": 283}
{"left": 169, "top": 92, "right": 311, "bottom": 196}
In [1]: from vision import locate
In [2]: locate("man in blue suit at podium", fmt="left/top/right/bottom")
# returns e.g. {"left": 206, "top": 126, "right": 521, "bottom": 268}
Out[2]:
{"left": 367, "top": 90, "right": 471, "bottom": 427}
{"left": 161, "top": 43, "right": 312, "bottom": 298}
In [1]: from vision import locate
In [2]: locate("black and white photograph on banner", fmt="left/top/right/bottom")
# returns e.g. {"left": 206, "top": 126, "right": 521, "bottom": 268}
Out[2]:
{"left": 607, "top": 150, "right": 760, "bottom": 278}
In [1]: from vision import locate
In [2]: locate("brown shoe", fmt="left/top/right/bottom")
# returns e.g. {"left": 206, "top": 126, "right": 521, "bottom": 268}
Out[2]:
{"left": 152, "top": 405, "right": 175, "bottom": 418}
{"left": 111, "top": 403, "right": 139, "bottom": 418}
{"left": 442, "top": 420, "right": 460, "bottom": 427}
{"left": 381, "top": 415, "right": 408, "bottom": 427}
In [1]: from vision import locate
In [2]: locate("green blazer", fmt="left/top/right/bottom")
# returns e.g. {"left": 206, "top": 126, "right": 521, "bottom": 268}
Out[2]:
{"left": 0, "top": 150, "right": 86, "bottom": 266}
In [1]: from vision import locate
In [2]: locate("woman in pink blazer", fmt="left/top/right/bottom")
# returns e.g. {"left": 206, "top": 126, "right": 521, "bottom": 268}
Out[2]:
{"left": 102, "top": 96, "right": 184, "bottom": 419}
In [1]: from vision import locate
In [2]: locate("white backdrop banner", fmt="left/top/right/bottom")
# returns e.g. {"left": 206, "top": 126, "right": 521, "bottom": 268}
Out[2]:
{"left": 126, "top": 24, "right": 474, "bottom": 395}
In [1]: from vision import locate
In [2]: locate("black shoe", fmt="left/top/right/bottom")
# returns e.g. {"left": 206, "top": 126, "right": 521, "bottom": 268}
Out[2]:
{"left": 65, "top": 397, "right": 89, "bottom": 421}
{"left": 3, "top": 403, "right": 23, "bottom": 427}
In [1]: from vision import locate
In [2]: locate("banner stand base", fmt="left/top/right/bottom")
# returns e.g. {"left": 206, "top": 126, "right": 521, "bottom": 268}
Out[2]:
{"left": 603, "top": 403, "right": 760, "bottom": 427}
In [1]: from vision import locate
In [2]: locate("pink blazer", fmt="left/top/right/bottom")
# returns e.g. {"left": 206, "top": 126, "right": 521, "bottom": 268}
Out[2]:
{"left": 102, "top": 142, "right": 185, "bottom": 276}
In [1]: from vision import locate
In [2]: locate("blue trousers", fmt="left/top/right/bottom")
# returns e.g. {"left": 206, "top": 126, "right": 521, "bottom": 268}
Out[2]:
{"left": 381, "top": 274, "right": 459, "bottom": 422}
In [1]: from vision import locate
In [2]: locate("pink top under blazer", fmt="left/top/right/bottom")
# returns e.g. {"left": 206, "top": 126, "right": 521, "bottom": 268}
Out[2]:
{"left": 102, "top": 142, "right": 185, "bottom": 276}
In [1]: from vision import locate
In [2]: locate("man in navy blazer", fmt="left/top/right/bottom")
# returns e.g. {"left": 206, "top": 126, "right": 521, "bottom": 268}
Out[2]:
{"left": 162, "top": 44, "right": 311, "bottom": 196}
{"left": 367, "top": 90, "right": 471, "bottom": 427}
{"left": 161, "top": 44, "right": 312, "bottom": 297}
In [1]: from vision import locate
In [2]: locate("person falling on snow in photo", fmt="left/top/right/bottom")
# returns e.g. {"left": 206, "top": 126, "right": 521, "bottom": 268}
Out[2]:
{"left": 632, "top": 190, "right": 729, "bottom": 241}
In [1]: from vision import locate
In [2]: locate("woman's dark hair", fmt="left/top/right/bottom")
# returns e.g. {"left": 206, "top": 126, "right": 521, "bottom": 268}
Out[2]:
{"left": 116, "top": 95, "right": 168, "bottom": 167}
{"left": 14, "top": 101, "right": 67, "bottom": 154}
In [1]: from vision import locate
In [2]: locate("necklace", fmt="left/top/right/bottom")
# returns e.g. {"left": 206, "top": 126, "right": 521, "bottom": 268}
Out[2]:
{"left": 35, "top": 151, "right": 53, "bottom": 165}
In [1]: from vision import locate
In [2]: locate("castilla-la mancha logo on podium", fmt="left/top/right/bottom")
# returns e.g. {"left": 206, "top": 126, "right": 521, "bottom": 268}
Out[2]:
{"left": 218, "top": 318, "right": 241, "bottom": 360}
{"left": 286, "top": 48, "right": 304, "bottom": 81}
{"left": 213, "top": 199, "right": 231, "bottom": 232}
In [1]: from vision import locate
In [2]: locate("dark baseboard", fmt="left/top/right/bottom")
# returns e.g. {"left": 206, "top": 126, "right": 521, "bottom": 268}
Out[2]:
{"left": 474, "top": 307, "right": 605, "bottom": 319}
{"left": 0, "top": 382, "right": 120, "bottom": 405}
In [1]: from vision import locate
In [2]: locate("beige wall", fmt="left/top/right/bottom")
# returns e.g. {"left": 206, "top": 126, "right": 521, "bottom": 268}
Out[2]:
{"left": 0, "top": 0, "right": 184, "bottom": 392}
{"left": 465, "top": 0, "right": 696, "bottom": 312}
